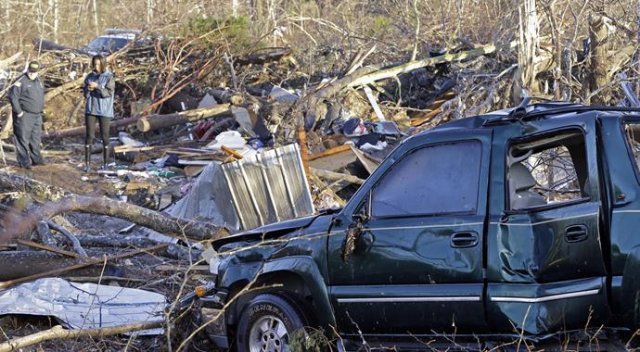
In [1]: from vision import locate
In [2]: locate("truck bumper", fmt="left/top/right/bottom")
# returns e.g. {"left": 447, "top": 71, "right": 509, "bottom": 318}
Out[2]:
{"left": 199, "top": 291, "right": 229, "bottom": 349}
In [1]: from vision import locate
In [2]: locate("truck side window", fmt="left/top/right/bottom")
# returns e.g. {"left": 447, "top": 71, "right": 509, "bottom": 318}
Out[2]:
{"left": 508, "top": 132, "right": 589, "bottom": 210}
{"left": 371, "top": 140, "right": 482, "bottom": 218}
{"left": 624, "top": 123, "right": 640, "bottom": 173}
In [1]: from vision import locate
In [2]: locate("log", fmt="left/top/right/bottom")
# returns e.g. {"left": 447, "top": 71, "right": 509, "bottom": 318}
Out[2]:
{"left": 0, "top": 171, "right": 229, "bottom": 242}
{"left": 43, "top": 116, "right": 139, "bottom": 139}
{"left": 136, "top": 104, "right": 231, "bottom": 132}
{"left": 345, "top": 42, "right": 519, "bottom": 89}
{"left": 0, "top": 251, "right": 92, "bottom": 280}
{"left": 0, "top": 244, "right": 167, "bottom": 289}
{"left": 2, "top": 194, "right": 229, "bottom": 243}
{"left": 77, "top": 234, "right": 159, "bottom": 248}
{"left": 15, "top": 239, "right": 81, "bottom": 259}
{"left": 0, "top": 321, "right": 163, "bottom": 352}
{"left": 310, "top": 167, "right": 365, "bottom": 185}
{"left": 236, "top": 47, "right": 292, "bottom": 65}
{"left": 44, "top": 104, "right": 229, "bottom": 139}
{"left": 0, "top": 171, "right": 67, "bottom": 202}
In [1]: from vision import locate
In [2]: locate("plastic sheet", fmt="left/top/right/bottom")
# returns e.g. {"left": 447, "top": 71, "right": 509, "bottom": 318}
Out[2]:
{"left": 0, "top": 278, "right": 166, "bottom": 335}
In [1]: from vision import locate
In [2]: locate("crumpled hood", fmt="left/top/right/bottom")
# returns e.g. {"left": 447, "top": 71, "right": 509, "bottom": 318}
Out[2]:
{"left": 212, "top": 214, "right": 321, "bottom": 250}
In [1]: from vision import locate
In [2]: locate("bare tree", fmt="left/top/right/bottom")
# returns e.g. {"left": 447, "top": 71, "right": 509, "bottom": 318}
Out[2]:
{"left": 517, "top": 0, "right": 540, "bottom": 97}
{"left": 91, "top": 0, "right": 98, "bottom": 36}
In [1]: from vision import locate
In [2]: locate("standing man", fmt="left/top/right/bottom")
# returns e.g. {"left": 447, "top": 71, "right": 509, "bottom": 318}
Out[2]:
{"left": 9, "top": 61, "right": 45, "bottom": 169}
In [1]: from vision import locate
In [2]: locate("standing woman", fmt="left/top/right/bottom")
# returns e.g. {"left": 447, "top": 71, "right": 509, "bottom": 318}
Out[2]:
{"left": 83, "top": 55, "right": 115, "bottom": 171}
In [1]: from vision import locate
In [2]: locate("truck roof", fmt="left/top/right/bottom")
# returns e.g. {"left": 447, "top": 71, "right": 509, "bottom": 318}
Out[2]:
{"left": 422, "top": 102, "right": 640, "bottom": 136}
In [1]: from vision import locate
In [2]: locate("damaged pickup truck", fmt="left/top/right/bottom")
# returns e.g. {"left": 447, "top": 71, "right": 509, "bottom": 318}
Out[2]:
{"left": 192, "top": 102, "right": 640, "bottom": 350}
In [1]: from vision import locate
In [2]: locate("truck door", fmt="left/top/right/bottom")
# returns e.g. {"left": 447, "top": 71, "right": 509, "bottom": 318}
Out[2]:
{"left": 327, "top": 130, "right": 491, "bottom": 337}
{"left": 486, "top": 125, "right": 609, "bottom": 335}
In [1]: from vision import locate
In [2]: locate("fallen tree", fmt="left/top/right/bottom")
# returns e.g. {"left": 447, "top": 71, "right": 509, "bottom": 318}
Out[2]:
{"left": 42, "top": 104, "right": 233, "bottom": 139}
{"left": 0, "top": 171, "right": 229, "bottom": 242}
{"left": 2, "top": 194, "right": 229, "bottom": 242}
{"left": 136, "top": 103, "right": 231, "bottom": 132}
{"left": 301, "top": 41, "right": 519, "bottom": 127}
{"left": 43, "top": 116, "right": 140, "bottom": 139}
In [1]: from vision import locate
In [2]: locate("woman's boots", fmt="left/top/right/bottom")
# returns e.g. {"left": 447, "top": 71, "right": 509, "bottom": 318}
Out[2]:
{"left": 84, "top": 145, "right": 91, "bottom": 172}
{"left": 84, "top": 144, "right": 110, "bottom": 172}
{"left": 102, "top": 146, "right": 109, "bottom": 169}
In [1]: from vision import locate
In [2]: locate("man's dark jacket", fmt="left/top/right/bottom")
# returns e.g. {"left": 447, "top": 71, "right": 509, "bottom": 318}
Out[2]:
{"left": 8, "top": 74, "right": 45, "bottom": 115}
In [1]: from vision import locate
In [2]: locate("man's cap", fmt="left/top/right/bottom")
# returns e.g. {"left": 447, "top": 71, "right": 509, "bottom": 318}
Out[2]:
{"left": 27, "top": 61, "right": 40, "bottom": 73}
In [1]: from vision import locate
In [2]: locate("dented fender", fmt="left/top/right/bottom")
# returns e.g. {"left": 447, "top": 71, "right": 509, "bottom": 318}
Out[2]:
{"left": 218, "top": 253, "right": 335, "bottom": 328}
{"left": 260, "top": 257, "right": 335, "bottom": 328}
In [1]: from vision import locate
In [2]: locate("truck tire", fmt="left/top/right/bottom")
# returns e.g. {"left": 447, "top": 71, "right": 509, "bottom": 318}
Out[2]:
{"left": 236, "top": 293, "right": 308, "bottom": 352}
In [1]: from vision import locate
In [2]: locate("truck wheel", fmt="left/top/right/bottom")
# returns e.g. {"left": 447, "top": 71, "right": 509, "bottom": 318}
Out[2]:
{"left": 236, "top": 293, "right": 308, "bottom": 352}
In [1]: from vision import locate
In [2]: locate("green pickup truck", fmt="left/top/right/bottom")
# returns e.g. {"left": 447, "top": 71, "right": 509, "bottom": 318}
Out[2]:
{"left": 194, "top": 102, "right": 640, "bottom": 351}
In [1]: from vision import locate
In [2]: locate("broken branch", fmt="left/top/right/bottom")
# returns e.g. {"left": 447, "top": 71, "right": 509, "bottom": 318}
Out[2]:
{"left": 0, "top": 322, "right": 163, "bottom": 352}
{"left": 2, "top": 194, "right": 228, "bottom": 242}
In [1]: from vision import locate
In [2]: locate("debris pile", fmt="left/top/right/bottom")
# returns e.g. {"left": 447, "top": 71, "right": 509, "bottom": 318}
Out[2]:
{"left": 0, "top": 5, "right": 638, "bottom": 348}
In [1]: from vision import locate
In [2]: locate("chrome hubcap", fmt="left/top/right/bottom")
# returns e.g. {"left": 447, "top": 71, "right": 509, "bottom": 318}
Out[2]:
{"left": 249, "top": 316, "right": 289, "bottom": 352}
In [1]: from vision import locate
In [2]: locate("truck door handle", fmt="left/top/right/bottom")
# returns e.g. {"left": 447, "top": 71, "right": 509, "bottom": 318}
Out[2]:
{"left": 565, "top": 225, "right": 588, "bottom": 243}
{"left": 450, "top": 232, "right": 479, "bottom": 248}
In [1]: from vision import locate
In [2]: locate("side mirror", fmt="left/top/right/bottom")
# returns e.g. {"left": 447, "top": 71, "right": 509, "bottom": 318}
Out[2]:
{"left": 352, "top": 212, "right": 368, "bottom": 224}
{"left": 342, "top": 211, "right": 369, "bottom": 262}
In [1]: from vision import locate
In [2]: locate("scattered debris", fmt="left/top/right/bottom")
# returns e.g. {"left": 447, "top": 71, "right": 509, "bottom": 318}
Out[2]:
{"left": 0, "top": 3, "right": 637, "bottom": 349}
{"left": 221, "top": 143, "right": 314, "bottom": 230}
{"left": 0, "top": 277, "right": 165, "bottom": 334}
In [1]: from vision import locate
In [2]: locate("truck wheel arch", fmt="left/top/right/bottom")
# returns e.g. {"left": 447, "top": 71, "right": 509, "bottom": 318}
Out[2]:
{"left": 225, "top": 257, "right": 336, "bottom": 330}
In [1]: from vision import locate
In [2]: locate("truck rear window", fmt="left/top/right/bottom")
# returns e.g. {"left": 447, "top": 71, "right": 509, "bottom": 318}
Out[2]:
{"left": 508, "top": 132, "right": 589, "bottom": 210}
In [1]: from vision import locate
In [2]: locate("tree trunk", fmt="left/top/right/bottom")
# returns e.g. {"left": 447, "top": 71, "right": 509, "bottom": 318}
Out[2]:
{"left": 43, "top": 104, "right": 232, "bottom": 139}
{"left": 0, "top": 251, "right": 101, "bottom": 280}
{"left": 517, "top": 0, "right": 540, "bottom": 98}
{"left": 589, "top": 13, "right": 611, "bottom": 105}
{"left": 146, "top": 0, "right": 154, "bottom": 24}
{"left": 91, "top": 0, "right": 99, "bottom": 36}
{"left": 0, "top": 244, "right": 166, "bottom": 290}
{"left": 136, "top": 104, "right": 231, "bottom": 132}
{"left": 232, "top": 0, "right": 240, "bottom": 17}
{"left": 43, "top": 116, "right": 139, "bottom": 139}
{"left": 48, "top": 0, "right": 59, "bottom": 42}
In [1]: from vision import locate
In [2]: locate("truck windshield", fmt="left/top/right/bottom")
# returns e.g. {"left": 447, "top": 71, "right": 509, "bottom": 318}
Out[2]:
{"left": 86, "top": 37, "right": 129, "bottom": 52}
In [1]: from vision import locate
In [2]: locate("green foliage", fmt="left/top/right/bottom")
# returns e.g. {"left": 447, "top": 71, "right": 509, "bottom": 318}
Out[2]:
{"left": 371, "top": 15, "right": 392, "bottom": 36}
{"left": 183, "top": 15, "right": 257, "bottom": 51}
{"left": 289, "top": 327, "right": 332, "bottom": 352}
